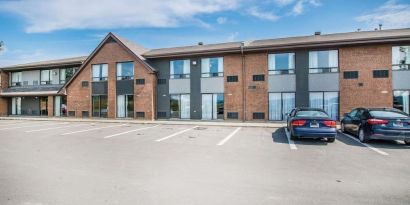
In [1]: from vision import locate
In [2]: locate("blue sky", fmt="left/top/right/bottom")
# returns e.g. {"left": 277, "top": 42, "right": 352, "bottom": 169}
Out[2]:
{"left": 0, "top": 0, "right": 410, "bottom": 66}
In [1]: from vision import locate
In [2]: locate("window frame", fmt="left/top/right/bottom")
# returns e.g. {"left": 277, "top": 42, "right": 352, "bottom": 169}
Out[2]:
{"left": 201, "top": 57, "right": 224, "bottom": 78}
{"left": 92, "top": 64, "right": 108, "bottom": 82}
{"left": 309, "top": 91, "right": 340, "bottom": 120}
{"left": 170, "top": 59, "right": 190, "bottom": 79}
{"left": 343, "top": 71, "right": 359, "bottom": 79}
{"left": 40, "top": 69, "right": 51, "bottom": 85}
{"left": 392, "top": 46, "right": 410, "bottom": 70}
{"left": 268, "top": 52, "right": 296, "bottom": 75}
{"left": 10, "top": 72, "right": 22, "bottom": 86}
{"left": 373, "top": 69, "right": 389, "bottom": 78}
{"left": 308, "top": 50, "right": 339, "bottom": 74}
{"left": 116, "top": 61, "right": 134, "bottom": 81}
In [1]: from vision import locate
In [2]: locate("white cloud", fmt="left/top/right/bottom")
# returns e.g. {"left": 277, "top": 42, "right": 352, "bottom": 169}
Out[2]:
{"left": 217, "top": 17, "right": 228, "bottom": 24}
{"left": 355, "top": 0, "right": 410, "bottom": 29}
{"left": 290, "top": 0, "right": 320, "bottom": 16}
{"left": 247, "top": 6, "right": 279, "bottom": 22}
{"left": 227, "top": 32, "right": 239, "bottom": 41}
{"left": 0, "top": 0, "right": 240, "bottom": 33}
{"left": 273, "top": 0, "right": 295, "bottom": 7}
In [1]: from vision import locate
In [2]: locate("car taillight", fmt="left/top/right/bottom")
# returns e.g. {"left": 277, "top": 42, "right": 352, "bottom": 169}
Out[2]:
{"left": 323, "top": 120, "right": 336, "bottom": 128}
{"left": 291, "top": 120, "right": 306, "bottom": 126}
{"left": 367, "top": 119, "right": 388, "bottom": 125}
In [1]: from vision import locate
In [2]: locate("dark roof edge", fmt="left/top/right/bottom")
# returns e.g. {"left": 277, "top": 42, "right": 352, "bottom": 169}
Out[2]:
{"left": 0, "top": 61, "right": 84, "bottom": 71}
{"left": 143, "top": 48, "right": 242, "bottom": 58}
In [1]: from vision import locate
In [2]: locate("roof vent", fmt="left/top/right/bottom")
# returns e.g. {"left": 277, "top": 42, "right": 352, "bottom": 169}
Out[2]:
{"left": 198, "top": 42, "right": 204, "bottom": 46}
{"left": 314, "top": 31, "right": 321, "bottom": 36}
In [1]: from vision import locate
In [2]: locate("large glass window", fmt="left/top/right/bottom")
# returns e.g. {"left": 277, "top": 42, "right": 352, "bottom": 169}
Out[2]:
{"left": 394, "top": 91, "right": 410, "bottom": 114}
{"left": 40, "top": 96, "right": 48, "bottom": 116}
{"left": 54, "top": 96, "right": 67, "bottom": 117}
{"left": 170, "top": 60, "right": 190, "bottom": 79}
{"left": 92, "top": 95, "right": 108, "bottom": 118}
{"left": 170, "top": 94, "right": 190, "bottom": 119}
{"left": 268, "top": 53, "right": 295, "bottom": 75}
{"left": 117, "top": 62, "right": 134, "bottom": 80}
{"left": 11, "top": 72, "right": 22, "bottom": 86}
{"left": 11, "top": 97, "right": 21, "bottom": 115}
{"left": 202, "top": 93, "right": 224, "bottom": 120}
{"left": 117, "top": 95, "right": 134, "bottom": 118}
{"left": 201, "top": 57, "right": 223, "bottom": 77}
{"left": 92, "top": 64, "right": 108, "bottom": 81}
{"left": 40, "top": 70, "right": 51, "bottom": 85}
{"left": 309, "top": 50, "right": 338, "bottom": 73}
{"left": 309, "top": 92, "right": 339, "bottom": 120}
{"left": 392, "top": 46, "right": 410, "bottom": 70}
{"left": 59, "top": 68, "right": 75, "bottom": 84}
{"left": 268, "top": 93, "right": 295, "bottom": 121}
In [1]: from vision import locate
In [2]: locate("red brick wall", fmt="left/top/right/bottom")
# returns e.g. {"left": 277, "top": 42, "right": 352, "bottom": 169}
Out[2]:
{"left": 66, "top": 60, "right": 91, "bottom": 117}
{"left": 134, "top": 61, "right": 156, "bottom": 120}
{"left": 339, "top": 44, "right": 393, "bottom": 116}
{"left": 0, "top": 71, "right": 9, "bottom": 116}
{"left": 244, "top": 52, "right": 268, "bottom": 120}
{"left": 47, "top": 96, "right": 54, "bottom": 117}
{"left": 224, "top": 54, "right": 244, "bottom": 120}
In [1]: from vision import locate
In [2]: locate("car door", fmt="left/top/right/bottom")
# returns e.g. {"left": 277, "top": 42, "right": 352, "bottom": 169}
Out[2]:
{"left": 351, "top": 109, "right": 364, "bottom": 135}
{"left": 344, "top": 109, "right": 357, "bottom": 133}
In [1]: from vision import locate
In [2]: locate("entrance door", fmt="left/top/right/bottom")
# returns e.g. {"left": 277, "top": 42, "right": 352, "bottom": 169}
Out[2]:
{"left": 201, "top": 93, "right": 224, "bottom": 120}
{"left": 117, "top": 95, "right": 134, "bottom": 118}
{"left": 11, "top": 97, "right": 21, "bottom": 115}
{"left": 170, "top": 94, "right": 190, "bottom": 119}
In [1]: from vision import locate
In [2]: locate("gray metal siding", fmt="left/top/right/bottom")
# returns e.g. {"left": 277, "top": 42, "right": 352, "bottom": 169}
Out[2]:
{"left": 393, "top": 70, "right": 410, "bottom": 90}
{"left": 148, "top": 59, "right": 170, "bottom": 118}
{"left": 190, "top": 58, "right": 201, "bottom": 119}
{"left": 268, "top": 74, "right": 296, "bottom": 92}
{"left": 92, "top": 82, "right": 108, "bottom": 95}
{"left": 116, "top": 80, "right": 134, "bottom": 95}
{"left": 200, "top": 77, "right": 224, "bottom": 93}
{"left": 169, "top": 79, "right": 190, "bottom": 94}
{"left": 295, "top": 50, "right": 309, "bottom": 107}
{"left": 308, "top": 73, "right": 339, "bottom": 91}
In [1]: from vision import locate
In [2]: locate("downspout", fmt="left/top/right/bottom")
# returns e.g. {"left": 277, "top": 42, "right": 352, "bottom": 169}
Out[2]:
{"left": 241, "top": 42, "right": 246, "bottom": 122}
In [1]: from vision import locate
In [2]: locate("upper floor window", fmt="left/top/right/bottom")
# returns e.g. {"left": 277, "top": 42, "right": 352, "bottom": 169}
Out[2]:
{"left": 170, "top": 60, "right": 190, "bottom": 79}
{"left": 117, "top": 62, "right": 134, "bottom": 80}
{"left": 92, "top": 64, "right": 108, "bottom": 82}
{"left": 11, "top": 72, "right": 22, "bottom": 86}
{"left": 201, "top": 57, "right": 223, "bottom": 77}
{"left": 40, "top": 70, "right": 51, "bottom": 85}
{"left": 268, "top": 53, "right": 295, "bottom": 75}
{"left": 60, "top": 68, "right": 75, "bottom": 84}
{"left": 309, "top": 50, "right": 338, "bottom": 73}
{"left": 392, "top": 46, "right": 410, "bottom": 70}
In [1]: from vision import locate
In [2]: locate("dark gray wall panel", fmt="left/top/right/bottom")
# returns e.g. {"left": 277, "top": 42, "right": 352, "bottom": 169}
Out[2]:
{"left": 149, "top": 59, "right": 170, "bottom": 118}
{"left": 190, "top": 58, "right": 201, "bottom": 119}
{"left": 116, "top": 80, "right": 134, "bottom": 95}
{"left": 295, "top": 50, "right": 309, "bottom": 107}
{"left": 92, "top": 82, "right": 108, "bottom": 95}
{"left": 21, "top": 97, "right": 40, "bottom": 115}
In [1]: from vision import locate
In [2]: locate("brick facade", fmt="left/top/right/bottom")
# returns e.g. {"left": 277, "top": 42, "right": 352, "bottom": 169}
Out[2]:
{"left": 224, "top": 54, "right": 244, "bottom": 120}
{"left": 244, "top": 52, "right": 268, "bottom": 120}
{"left": 66, "top": 61, "right": 91, "bottom": 118}
{"left": 339, "top": 44, "right": 393, "bottom": 116}
{"left": 0, "top": 71, "right": 9, "bottom": 116}
{"left": 134, "top": 60, "right": 156, "bottom": 120}
{"left": 47, "top": 96, "right": 54, "bottom": 117}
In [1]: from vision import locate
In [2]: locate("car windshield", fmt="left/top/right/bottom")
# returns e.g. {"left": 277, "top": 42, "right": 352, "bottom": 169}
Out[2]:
{"left": 295, "top": 110, "right": 328, "bottom": 118}
{"left": 369, "top": 110, "right": 409, "bottom": 118}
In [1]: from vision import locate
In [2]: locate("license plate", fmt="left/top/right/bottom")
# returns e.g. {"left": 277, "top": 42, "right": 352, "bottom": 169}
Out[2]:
{"left": 393, "top": 122, "right": 403, "bottom": 127}
{"left": 310, "top": 122, "right": 319, "bottom": 128}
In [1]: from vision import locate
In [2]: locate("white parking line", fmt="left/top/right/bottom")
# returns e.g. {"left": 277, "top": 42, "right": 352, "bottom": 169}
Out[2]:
{"left": 155, "top": 126, "right": 199, "bottom": 142}
{"left": 61, "top": 124, "right": 127, "bottom": 135}
{"left": 339, "top": 132, "right": 389, "bottom": 156}
{"left": 284, "top": 128, "right": 297, "bottom": 150}
{"left": 0, "top": 121, "right": 47, "bottom": 127}
{"left": 25, "top": 123, "right": 91, "bottom": 133}
{"left": 0, "top": 122, "right": 69, "bottom": 130}
{"left": 217, "top": 127, "right": 242, "bottom": 146}
{"left": 104, "top": 125, "right": 159, "bottom": 138}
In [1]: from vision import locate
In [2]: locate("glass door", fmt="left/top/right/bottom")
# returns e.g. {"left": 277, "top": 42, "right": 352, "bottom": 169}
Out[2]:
{"left": 40, "top": 97, "right": 48, "bottom": 116}
{"left": 170, "top": 94, "right": 190, "bottom": 119}
{"left": 117, "top": 95, "right": 134, "bottom": 118}
{"left": 269, "top": 93, "right": 295, "bottom": 121}
{"left": 11, "top": 97, "right": 22, "bottom": 115}
{"left": 202, "top": 93, "right": 224, "bottom": 120}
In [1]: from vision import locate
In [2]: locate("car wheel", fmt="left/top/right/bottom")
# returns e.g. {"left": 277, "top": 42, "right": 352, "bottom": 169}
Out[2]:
{"left": 340, "top": 123, "right": 345, "bottom": 133}
{"left": 404, "top": 140, "right": 410, "bottom": 145}
{"left": 358, "top": 128, "right": 369, "bottom": 143}
{"left": 327, "top": 138, "right": 335, "bottom": 143}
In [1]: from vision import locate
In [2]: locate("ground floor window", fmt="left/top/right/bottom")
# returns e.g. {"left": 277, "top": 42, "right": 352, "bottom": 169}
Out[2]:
{"left": 309, "top": 92, "right": 339, "bottom": 120}
{"left": 202, "top": 93, "right": 224, "bottom": 120}
{"left": 54, "top": 96, "right": 67, "bottom": 117}
{"left": 269, "top": 93, "right": 295, "bottom": 121}
{"left": 170, "top": 94, "right": 190, "bottom": 119}
{"left": 92, "top": 95, "right": 108, "bottom": 118}
{"left": 40, "top": 97, "right": 48, "bottom": 116}
{"left": 393, "top": 90, "right": 409, "bottom": 114}
{"left": 117, "top": 95, "right": 134, "bottom": 118}
{"left": 11, "top": 97, "right": 22, "bottom": 115}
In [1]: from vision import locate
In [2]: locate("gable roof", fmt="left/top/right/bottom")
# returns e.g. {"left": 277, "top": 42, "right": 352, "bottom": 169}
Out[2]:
{"left": 61, "top": 32, "right": 155, "bottom": 92}
{"left": 0, "top": 56, "right": 87, "bottom": 71}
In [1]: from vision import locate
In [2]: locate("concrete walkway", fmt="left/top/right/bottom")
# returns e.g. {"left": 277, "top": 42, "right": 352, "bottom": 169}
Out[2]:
{"left": 0, "top": 116, "right": 286, "bottom": 128}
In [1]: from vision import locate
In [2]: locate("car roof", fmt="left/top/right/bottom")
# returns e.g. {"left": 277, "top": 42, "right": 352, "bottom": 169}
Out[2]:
{"left": 295, "top": 107, "right": 326, "bottom": 112}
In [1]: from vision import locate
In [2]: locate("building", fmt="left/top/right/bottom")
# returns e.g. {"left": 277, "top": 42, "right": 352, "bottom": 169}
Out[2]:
{"left": 1, "top": 28, "right": 410, "bottom": 121}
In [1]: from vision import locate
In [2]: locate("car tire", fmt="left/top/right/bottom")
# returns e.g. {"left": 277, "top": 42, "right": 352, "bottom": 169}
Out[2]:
{"left": 327, "top": 138, "right": 335, "bottom": 143}
{"left": 404, "top": 140, "right": 410, "bottom": 145}
{"left": 358, "top": 128, "right": 369, "bottom": 143}
{"left": 290, "top": 132, "right": 297, "bottom": 140}
{"left": 340, "top": 123, "right": 345, "bottom": 133}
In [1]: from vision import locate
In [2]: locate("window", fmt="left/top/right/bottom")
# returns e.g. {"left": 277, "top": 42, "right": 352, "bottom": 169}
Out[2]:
{"left": 343, "top": 71, "right": 358, "bottom": 79}
{"left": 269, "top": 93, "right": 295, "bottom": 121}
{"left": 117, "top": 95, "right": 134, "bottom": 118}
{"left": 68, "top": 111, "right": 76, "bottom": 117}
{"left": 373, "top": 70, "right": 389, "bottom": 78}
{"left": 92, "top": 95, "right": 108, "bottom": 118}
{"left": 11, "top": 97, "right": 21, "bottom": 115}
{"left": 60, "top": 68, "right": 75, "bottom": 84}
{"left": 227, "top": 75, "right": 238, "bottom": 82}
{"left": 92, "top": 64, "right": 108, "bottom": 81}
{"left": 227, "top": 112, "right": 238, "bottom": 119}
{"left": 309, "top": 92, "right": 339, "bottom": 120}
{"left": 135, "top": 78, "right": 145, "bottom": 85}
{"left": 82, "top": 111, "right": 89, "bottom": 118}
{"left": 309, "top": 50, "right": 338, "bottom": 73}
{"left": 170, "top": 94, "right": 190, "bottom": 119}
{"left": 394, "top": 90, "right": 409, "bottom": 114}
{"left": 54, "top": 96, "right": 67, "bottom": 117}
{"left": 202, "top": 93, "right": 224, "bottom": 120}
{"left": 82, "top": 81, "right": 89, "bottom": 87}
{"left": 40, "top": 97, "right": 48, "bottom": 116}
{"left": 170, "top": 60, "right": 190, "bottom": 79}
{"left": 157, "top": 79, "right": 166, "bottom": 84}
{"left": 117, "top": 62, "right": 134, "bottom": 80}
{"left": 40, "top": 70, "right": 51, "bottom": 85}
{"left": 201, "top": 57, "right": 223, "bottom": 77}
{"left": 268, "top": 53, "right": 295, "bottom": 75}
{"left": 253, "top": 112, "right": 265, "bottom": 120}
{"left": 157, "top": 112, "right": 167, "bottom": 118}
{"left": 253, "top": 74, "right": 265, "bottom": 81}
{"left": 136, "top": 112, "right": 145, "bottom": 118}
{"left": 11, "top": 72, "right": 22, "bottom": 86}
{"left": 392, "top": 46, "right": 410, "bottom": 70}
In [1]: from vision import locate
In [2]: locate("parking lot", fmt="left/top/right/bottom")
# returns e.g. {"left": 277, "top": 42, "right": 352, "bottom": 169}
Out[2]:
{"left": 0, "top": 119, "right": 409, "bottom": 205}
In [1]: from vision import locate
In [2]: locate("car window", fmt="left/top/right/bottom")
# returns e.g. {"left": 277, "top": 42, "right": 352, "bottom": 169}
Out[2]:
{"left": 349, "top": 109, "right": 358, "bottom": 117}
{"left": 355, "top": 109, "right": 364, "bottom": 118}
{"left": 290, "top": 109, "right": 296, "bottom": 117}
{"left": 295, "top": 110, "right": 329, "bottom": 118}
{"left": 369, "top": 110, "right": 409, "bottom": 118}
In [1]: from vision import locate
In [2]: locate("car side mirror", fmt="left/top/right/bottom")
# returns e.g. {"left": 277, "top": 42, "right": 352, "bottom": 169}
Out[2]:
{"left": 285, "top": 113, "right": 290, "bottom": 117}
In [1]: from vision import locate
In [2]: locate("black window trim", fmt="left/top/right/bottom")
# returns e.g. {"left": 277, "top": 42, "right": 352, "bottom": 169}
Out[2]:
{"left": 268, "top": 52, "right": 296, "bottom": 75}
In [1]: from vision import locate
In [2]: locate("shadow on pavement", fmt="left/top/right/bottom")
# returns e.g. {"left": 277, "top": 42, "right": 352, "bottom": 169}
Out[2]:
{"left": 337, "top": 131, "right": 410, "bottom": 150}
{"left": 272, "top": 127, "right": 288, "bottom": 144}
